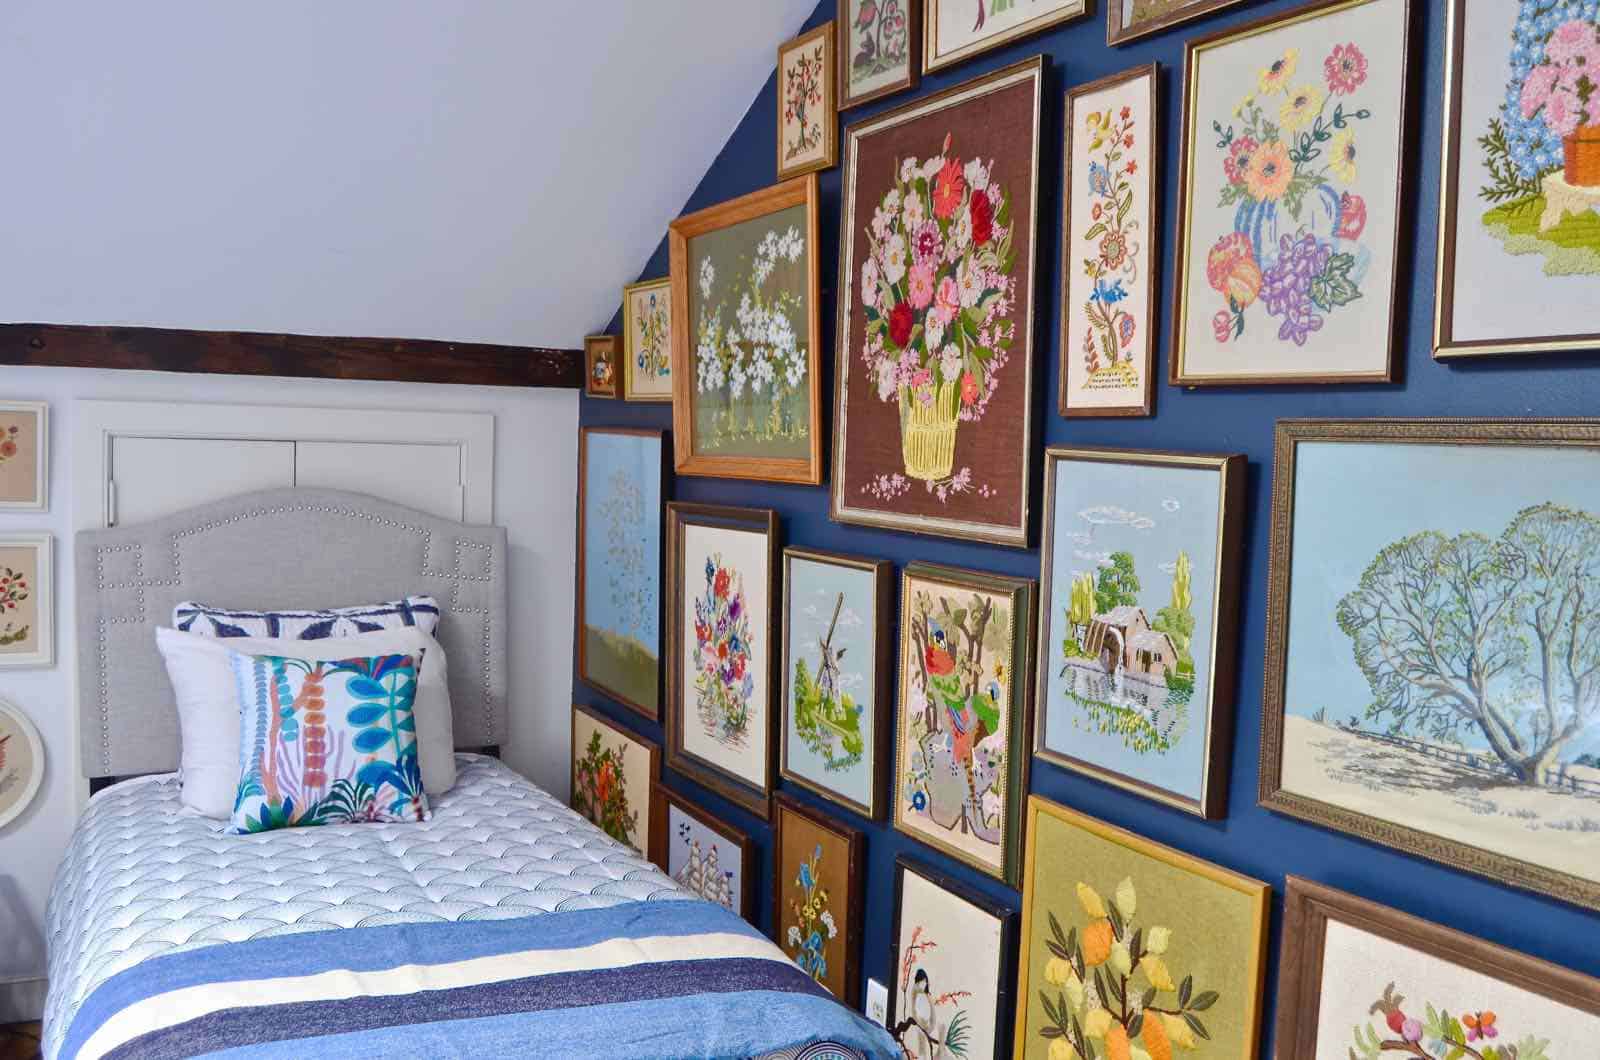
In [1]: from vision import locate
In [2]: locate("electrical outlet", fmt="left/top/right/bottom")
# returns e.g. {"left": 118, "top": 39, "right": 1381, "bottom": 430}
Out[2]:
{"left": 865, "top": 978, "right": 889, "bottom": 1026}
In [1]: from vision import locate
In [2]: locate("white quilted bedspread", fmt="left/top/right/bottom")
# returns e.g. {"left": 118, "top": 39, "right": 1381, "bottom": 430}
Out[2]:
{"left": 42, "top": 754, "right": 689, "bottom": 1058}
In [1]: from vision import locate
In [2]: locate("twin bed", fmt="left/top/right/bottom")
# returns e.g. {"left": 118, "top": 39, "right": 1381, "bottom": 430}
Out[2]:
{"left": 45, "top": 488, "right": 894, "bottom": 1059}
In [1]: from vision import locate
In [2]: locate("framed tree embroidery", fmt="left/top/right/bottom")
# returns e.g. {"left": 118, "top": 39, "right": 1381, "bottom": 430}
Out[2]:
{"left": 838, "top": 0, "right": 921, "bottom": 111}
{"left": 570, "top": 704, "right": 660, "bottom": 855}
{"left": 1170, "top": 0, "right": 1414, "bottom": 385}
{"left": 832, "top": 56, "right": 1045, "bottom": 547}
{"left": 773, "top": 792, "right": 866, "bottom": 1004}
{"left": 778, "top": 22, "right": 838, "bottom": 180}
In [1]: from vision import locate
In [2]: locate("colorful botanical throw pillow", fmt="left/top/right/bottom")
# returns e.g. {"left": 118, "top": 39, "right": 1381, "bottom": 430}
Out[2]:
{"left": 227, "top": 650, "right": 428, "bottom": 834}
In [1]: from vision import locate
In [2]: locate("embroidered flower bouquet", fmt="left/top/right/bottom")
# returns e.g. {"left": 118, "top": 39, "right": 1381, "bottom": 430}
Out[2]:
{"left": 858, "top": 133, "right": 1016, "bottom": 484}
{"left": 693, "top": 554, "right": 755, "bottom": 742}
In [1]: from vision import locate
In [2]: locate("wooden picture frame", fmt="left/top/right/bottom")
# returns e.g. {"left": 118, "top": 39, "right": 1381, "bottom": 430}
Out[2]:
{"left": 584, "top": 334, "right": 620, "bottom": 399}
{"left": 622, "top": 278, "right": 674, "bottom": 402}
{"left": 922, "top": 0, "right": 1085, "bottom": 75}
{"left": 1275, "top": 876, "right": 1600, "bottom": 1056}
{"left": 1014, "top": 795, "right": 1271, "bottom": 1060}
{"left": 837, "top": 0, "right": 921, "bottom": 111}
{"left": 665, "top": 502, "right": 780, "bottom": 820}
{"left": 1035, "top": 446, "right": 1245, "bottom": 819}
{"left": 1059, "top": 64, "right": 1160, "bottom": 419}
{"left": 669, "top": 175, "right": 823, "bottom": 484}
{"left": 831, "top": 56, "right": 1045, "bottom": 547}
{"left": 778, "top": 21, "right": 838, "bottom": 180}
{"left": 1261, "top": 418, "right": 1600, "bottom": 912}
{"left": 889, "top": 855, "right": 1018, "bottom": 1059}
{"left": 648, "top": 781, "right": 757, "bottom": 921}
{"left": 570, "top": 704, "right": 660, "bottom": 855}
{"left": 772, "top": 792, "right": 866, "bottom": 1004}
{"left": 1169, "top": 0, "right": 1414, "bottom": 386}
{"left": 577, "top": 427, "right": 666, "bottom": 721}
{"left": 894, "top": 561, "right": 1036, "bottom": 887}
{"left": 780, "top": 546, "right": 893, "bottom": 820}
{"left": 1106, "top": 0, "right": 1250, "bottom": 46}
{"left": 0, "top": 400, "right": 47, "bottom": 511}
{"left": 0, "top": 533, "right": 52, "bottom": 670}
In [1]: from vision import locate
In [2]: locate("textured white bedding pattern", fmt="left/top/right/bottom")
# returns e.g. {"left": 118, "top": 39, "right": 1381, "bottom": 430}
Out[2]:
{"left": 43, "top": 754, "right": 689, "bottom": 1059}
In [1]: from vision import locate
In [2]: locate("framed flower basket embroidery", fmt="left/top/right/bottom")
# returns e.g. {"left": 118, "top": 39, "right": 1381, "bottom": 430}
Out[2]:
{"left": 923, "top": 0, "right": 1085, "bottom": 75}
{"left": 893, "top": 561, "right": 1036, "bottom": 886}
{"left": 1061, "top": 64, "right": 1160, "bottom": 418}
{"left": 0, "top": 400, "right": 47, "bottom": 511}
{"left": 1014, "top": 795, "right": 1271, "bottom": 1060}
{"left": 838, "top": 0, "right": 921, "bottom": 112}
{"left": 773, "top": 792, "right": 866, "bottom": 1003}
{"left": 570, "top": 704, "right": 659, "bottom": 855}
{"left": 832, "top": 56, "right": 1045, "bottom": 547}
{"left": 780, "top": 546, "right": 893, "bottom": 820}
{"left": 577, "top": 427, "right": 666, "bottom": 721}
{"left": 622, "top": 278, "right": 674, "bottom": 402}
{"left": 669, "top": 176, "right": 823, "bottom": 485}
{"left": 1035, "top": 447, "right": 1246, "bottom": 819}
{"left": 649, "top": 781, "right": 756, "bottom": 921}
{"left": 1434, "top": 0, "right": 1600, "bottom": 358}
{"left": 584, "top": 334, "right": 620, "bottom": 399}
{"left": 1170, "top": 0, "right": 1414, "bottom": 385}
{"left": 1275, "top": 877, "right": 1600, "bottom": 1057}
{"left": 1261, "top": 419, "right": 1600, "bottom": 912}
{"left": 0, "top": 533, "right": 52, "bottom": 670}
{"left": 665, "top": 502, "right": 780, "bottom": 820}
{"left": 1107, "top": 0, "right": 1250, "bottom": 47}
{"left": 778, "top": 22, "right": 838, "bottom": 180}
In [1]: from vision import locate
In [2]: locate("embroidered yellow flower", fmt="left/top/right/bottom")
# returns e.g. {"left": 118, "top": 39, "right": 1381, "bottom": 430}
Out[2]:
{"left": 1141, "top": 954, "right": 1177, "bottom": 992}
{"left": 1044, "top": 957, "right": 1076, "bottom": 987}
{"left": 1084, "top": 1008, "right": 1114, "bottom": 1039}
{"left": 1114, "top": 877, "right": 1138, "bottom": 919}
{"left": 1077, "top": 882, "right": 1107, "bottom": 918}
{"left": 1049, "top": 1040, "right": 1075, "bottom": 1060}
{"left": 1257, "top": 48, "right": 1298, "bottom": 94}
{"left": 1162, "top": 1013, "right": 1198, "bottom": 1050}
{"left": 1330, "top": 128, "right": 1358, "bottom": 182}
{"left": 1279, "top": 83, "right": 1324, "bottom": 131}
{"left": 1146, "top": 926, "right": 1172, "bottom": 955}
{"left": 1246, "top": 140, "right": 1293, "bottom": 201}
{"left": 1232, "top": 92, "right": 1255, "bottom": 117}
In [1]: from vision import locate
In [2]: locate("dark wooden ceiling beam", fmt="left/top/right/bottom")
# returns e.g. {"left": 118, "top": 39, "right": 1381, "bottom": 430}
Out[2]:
{"left": 0, "top": 322, "right": 582, "bottom": 389}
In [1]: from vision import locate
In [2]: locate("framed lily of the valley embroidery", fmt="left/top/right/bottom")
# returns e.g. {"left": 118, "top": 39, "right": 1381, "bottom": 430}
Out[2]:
{"left": 1276, "top": 877, "right": 1600, "bottom": 1059}
{"left": 1061, "top": 64, "right": 1160, "bottom": 418}
{"left": 622, "top": 278, "right": 673, "bottom": 402}
{"left": 778, "top": 22, "right": 838, "bottom": 180}
{"left": 1171, "top": 0, "right": 1414, "bottom": 385}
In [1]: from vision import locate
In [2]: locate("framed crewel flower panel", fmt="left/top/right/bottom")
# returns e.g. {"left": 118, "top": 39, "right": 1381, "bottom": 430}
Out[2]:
{"left": 665, "top": 502, "right": 780, "bottom": 820}
{"left": 1262, "top": 419, "right": 1600, "bottom": 912}
{"left": 0, "top": 401, "right": 46, "bottom": 511}
{"left": 1171, "top": 0, "right": 1414, "bottom": 385}
{"left": 584, "top": 334, "right": 619, "bottom": 399}
{"left": 1014, "top": 796, "right": 1271, "bottom": 1060}
{"left": 889, "top": 855, "right": 1017, "bottom": 1059}
{"left": 773, "top": 792, "right": 866, "bottom": 1004}
{"left": 0, "top": 698, "right": 44, "bottom": 829}
{"left": 778, "top": 22, "right": 838, "bottom": 180}
{"left": 780, "top": 547, "right": 894, "bottom": 820}
{"left": 1036, "top": 447, "right": 1245, "bottom": 819}
{"left": 577, "top": 427, "right": 666, "bottom": 721}
{"left": 0, "top": 533, "right": 51, "bottom": 670}
{"left": 1276, "top": 877, "right": 1600, "bottom": 1059}
{"left": 923, "top": 0, "right": 1085, "bottom": 74}
{"left": 570, "top": 705, "right": 659, "bottom": 855}
{"left": 1435, "top": 0, "right": 1600, "bottom": 358}
{"left": 669, "top": 176, "right": 823, "bottom": 485}
{"left": 838, "top": 0, "right": 921, "bottom": 111}
{"left": 649, "top": 781, "right": 756, "bottom": 921}
{"left": 832, "top": 57, "right": 1045, "bottom": 547}
{"left": 1107, "top": 0, "right": 1251, "bottom": 47}
{"left": 622, "top": 278, "right": 674, "bottom": 402}
{"left": 894, "top": 562, "right": 1036, "bottom": 887}
{"left": 1061, "top": 64, "right": 1160, "bottom": 418}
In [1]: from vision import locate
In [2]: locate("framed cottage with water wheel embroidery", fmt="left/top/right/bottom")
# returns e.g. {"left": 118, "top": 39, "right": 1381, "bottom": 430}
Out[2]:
{"left": 832, "top": 56, "right": 1044, "bottom": 547}
{"left": 1169, "top": 0, "right": 1415, "bottom": 385}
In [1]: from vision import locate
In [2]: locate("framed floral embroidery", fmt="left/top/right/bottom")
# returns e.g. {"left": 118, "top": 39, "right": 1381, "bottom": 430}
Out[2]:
{"left": 1107, "top": 0, "right": 1250, "bottom": 47}
{"left": 570, "top": 704, "right": 659, "bottom": 854}
{"left": 1061, "top": 64, "right": 1160, "bottom": 418}
{"left": 669, "top": 176, "right": 823, "bottom": 484}
{"left": 0, "top": 697, "right": 44, "bottom": 829}
{"left": 923, "top": 0, "right": 1085, "bottom": 75}
{"left": 832, "top": 56, "right": 1044, "bottom": 547}
{"left": 778, "top": 22, "right": 838, "bottom": 180}
{"left": 0, "top": 533, "right": 51, "bottom": 670}
{"left": 584, "top": 334, "right": 619, "bottom": 399}
{"left": 1275, "top": 877, "right": 1600, "bottom": 1058}
{"left": 0, "top": 400, "right": 47, "bottom": 511}
{"left": 838, "top": 0, "right": 920, "bottom": 111}
{"left": 665, "top": 502, "right": 779, "bottom": 820}
{"left": 622, "top": 278, "right": 673, "bottom": 402}
{"left": 774, "top": 792, "right": 865, "bottom": 1003}
{"left": 1171, "top": 0, "right": 1414, "bottom": 385}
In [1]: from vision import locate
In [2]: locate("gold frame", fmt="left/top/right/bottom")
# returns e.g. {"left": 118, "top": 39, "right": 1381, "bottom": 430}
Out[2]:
{"left": 922, "top": 0, "right": 1085, "bottom": 75}
{"left": 669, "top": 175, "right": 823, "bottom": 485}
{"left": 583, "top": 334, "right": 619, "bottom": 399}
{"left": 1260, "top": 417, "right": 1600, "bottom": 912}
{"left": 569, "top": 703, "right": 660, "bottom": 855}
{"left": 1034, "top": 446, "right": 1245, "bottom": 819}
{"left": 1013, "top": 795, "right": 1271, "bottom": 1060}
{"left": 621, "top": 277, "right": 673, "bottom": 403}
{"left": 836, "top": 0, "right": 921, "bottom": 111}
{"left": 777, "top": 21, "right": 839, "bottom": 180}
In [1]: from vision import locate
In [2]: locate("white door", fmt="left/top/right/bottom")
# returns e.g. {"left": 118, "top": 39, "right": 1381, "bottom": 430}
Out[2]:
{"left": 295, "top": 441, "right": 465, "bottom": 521}
{"left": 110, "top": 436, "right": 296, "bottom": 526}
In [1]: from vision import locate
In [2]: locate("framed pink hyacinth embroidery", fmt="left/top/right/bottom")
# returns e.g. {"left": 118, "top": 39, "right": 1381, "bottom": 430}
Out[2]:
{"left": 832, "top": 56, "right": 1043, "bottom": 548}
{"left": 1171, "top": 0, "right": 1414, "bottom": 386}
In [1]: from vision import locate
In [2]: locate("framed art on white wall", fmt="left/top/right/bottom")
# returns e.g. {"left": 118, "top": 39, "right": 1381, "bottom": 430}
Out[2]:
{"left": 0, "top": 698, "right": 44, "bottom": 829}
{"left": 0, "top": 400, "right": 48, "bottom": 511}
{"left": 0, "top": 533, "right": 52, "bottom": 669}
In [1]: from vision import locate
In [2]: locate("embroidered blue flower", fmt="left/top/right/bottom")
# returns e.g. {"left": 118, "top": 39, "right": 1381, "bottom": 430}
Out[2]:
{"left": 1087, "top": 161, "right": 1112, "bottom": 198}
{"left": 1090, "top": 278, "right": 1129, "bottom": 305}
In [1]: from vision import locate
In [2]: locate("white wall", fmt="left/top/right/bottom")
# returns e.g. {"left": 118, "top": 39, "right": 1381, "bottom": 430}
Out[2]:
{"left": 0, "top": 366, "right": 577, "bottom": 1017}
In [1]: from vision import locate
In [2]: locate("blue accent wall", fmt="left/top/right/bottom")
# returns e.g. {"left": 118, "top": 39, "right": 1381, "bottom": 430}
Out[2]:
{"left": 575, "top": 0, "right": 1600, "bottom": 1049}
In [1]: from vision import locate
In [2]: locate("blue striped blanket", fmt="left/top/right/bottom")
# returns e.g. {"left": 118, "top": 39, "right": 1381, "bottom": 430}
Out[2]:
{"left": 59, "top": 901, "right": 898, "bottom": 1059}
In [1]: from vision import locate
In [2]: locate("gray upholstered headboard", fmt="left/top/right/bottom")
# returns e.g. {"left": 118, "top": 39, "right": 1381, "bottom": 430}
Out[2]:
{"left": 75, "top": 487, "right": 508, "bottom": 779}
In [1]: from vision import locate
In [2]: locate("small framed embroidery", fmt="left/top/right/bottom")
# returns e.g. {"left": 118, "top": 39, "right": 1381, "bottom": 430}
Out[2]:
{"left": 773, "top": 792, "right": 866, "bottom": 1003}
{"left": 778, "top": 21, "right": 838, "bottom": 180}
{"left": 649, "top": 782, "right": 756, "bottom": 921}
{"left": 838, "top": 0, "right": 920, "bottom": 112}
{"left": 570, "top": 704, "right": 659, "bottom": 854}
{"left": 622, "top": 278, "right": 674, "bottom": 402}
{"left": 0, "top": 533, "right": 51, "bottom": 670}
{"left": 0, "top": 697, "right": 44, "bottom": 829}
{"left": 0, "top": 401, "right": 47, "bottom": 511}
{"left": 923, "top": 0, "right": 1085, "bottom": 74}
{"left": 585, "top": 334, "right": 620, "bottom": 399}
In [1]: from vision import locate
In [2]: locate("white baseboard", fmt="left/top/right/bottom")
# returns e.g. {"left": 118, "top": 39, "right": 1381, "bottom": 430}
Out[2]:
{"left": 0, "top": 975, "right": 46, "bottom": 1023}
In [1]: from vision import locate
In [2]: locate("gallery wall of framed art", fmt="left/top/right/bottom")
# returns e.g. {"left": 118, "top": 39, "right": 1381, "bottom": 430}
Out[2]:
{"left": 573, "top": 0, "right": 1600, "bottom": 1050}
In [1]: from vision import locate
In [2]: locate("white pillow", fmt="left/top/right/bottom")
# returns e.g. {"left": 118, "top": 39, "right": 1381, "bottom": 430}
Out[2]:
{"left": 156, "top": 625, "right": 456, "bottom": 818}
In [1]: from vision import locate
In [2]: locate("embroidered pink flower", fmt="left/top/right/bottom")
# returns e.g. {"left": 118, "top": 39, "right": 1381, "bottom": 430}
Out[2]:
{"left": 1323, "top": 43, "right": 1367, "bottom": 95}
{"left": 1337, "top": 192, "right": 1367, "bottom": 240}
{"left": 1223, "top": 135, "right": 1258, "bottom": 185}
{"left": 933, "top": 158, "right": 965, "bottom": 220}
{"left": 912, "top": 221, "right": 942, "bottom": 264}
{"left": 1521, "top": 65, "right": 1560, "bottom": 119}
{"left": 1545, "top": 87, "right": 1585, "bottom": 137}
{"left": 1545, "top": 19, "right": 1599, "bottom": 64}
{"left": 934, "top": 275, "right": 960, "bottom": 324}
{"left": 907, "top": 263, "right": 935, "bottom": 310}
{"left": 1212, "top": 310, "right": 1233, "bottom": 344}
{"left": 959, "top": 371, "right": 978, "bottom": 406}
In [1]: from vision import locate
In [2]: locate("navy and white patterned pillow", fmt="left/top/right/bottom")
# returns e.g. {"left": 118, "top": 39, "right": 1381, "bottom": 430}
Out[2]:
{"left": 174, "top": 595, "right": 440, "bottom": 640}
